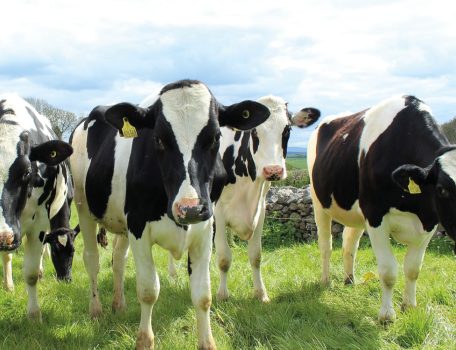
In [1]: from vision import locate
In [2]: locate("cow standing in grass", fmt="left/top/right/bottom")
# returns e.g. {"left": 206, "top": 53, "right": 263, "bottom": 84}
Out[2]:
{"left": 70, "top": 79, "right": 271, "bottom": 350}
{"left": 0, "top": 94, "right": 75, "bottom": 319}
{"left": 213, "top": 96, "right": 320, "bottom": 302}
{"left": 301, "top": 95, "right": 456, "bottom": 322}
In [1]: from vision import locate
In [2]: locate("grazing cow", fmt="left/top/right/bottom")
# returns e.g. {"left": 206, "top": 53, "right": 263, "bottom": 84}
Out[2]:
{"left": 301, "top": 95, "right": 456, "bottom": 323}
{"left": 213, "top": 96, "right": 320, "bottom": 302}
{"left": 69, "top": 79, "right": 271, "bottom": 350}
{"left": 0, "top": 94, "right": 75, "bottom": 319}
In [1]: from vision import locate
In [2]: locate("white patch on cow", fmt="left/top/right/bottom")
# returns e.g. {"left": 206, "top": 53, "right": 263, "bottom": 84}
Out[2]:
{"left": 438, "top": 149, "right": 456, "bottom": 186}
{"left": 342, "top": 133, "right": 349, "bottom": 141}
{"left": 58, "top": 234, "right": 68, "bottom": 247}
{"left": 160, "top": 83, "right": 211, "bottom": 204}
{"left": 358, "top": 96, "right": 407, "bottom": 164}
{"left": 49, "top": 166, "right": 67, "bottom": 219}
{"left": 147, "top": 214, "right": 188, "bottom": 259}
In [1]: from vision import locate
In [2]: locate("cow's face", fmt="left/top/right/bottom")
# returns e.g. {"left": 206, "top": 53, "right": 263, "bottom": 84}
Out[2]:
{"left": 251, "top": 96, "right": 292, "bottom": 181}
{"left": 104, "top": 80, "right": 270, "bottom": 225}
{"left": 0, "top": 127, "right": 73, "bottom": 251}
{"left": 392, "top": 148, "right": 456, "bottom": 249}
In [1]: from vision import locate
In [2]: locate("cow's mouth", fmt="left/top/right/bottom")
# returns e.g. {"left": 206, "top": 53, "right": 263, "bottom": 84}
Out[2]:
{"left": 0, "top": 232, "right": 20, "bottom": 251}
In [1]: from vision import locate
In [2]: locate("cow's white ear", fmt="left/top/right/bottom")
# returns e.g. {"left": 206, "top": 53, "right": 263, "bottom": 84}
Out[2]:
{"left": 104, "top": 103, "right": 155, "bottom": 137}
{"left": 218, "top": 100, "right": 270, "bottom": 130}
{"left": 291, "top": 108, "right": 321, "bottom": 128}
{"left": 392, "top": 164, "right": 428, "bottom": 194}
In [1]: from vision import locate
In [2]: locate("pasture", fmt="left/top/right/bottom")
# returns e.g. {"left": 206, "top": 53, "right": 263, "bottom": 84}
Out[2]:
{"left": 0, "top": 210, "right": 455, "bottom": 350}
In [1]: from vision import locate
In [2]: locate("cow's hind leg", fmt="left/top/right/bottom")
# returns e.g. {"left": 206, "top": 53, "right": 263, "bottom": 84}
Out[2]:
{"left": 342, "top": 227, "right": 364, "bottom": 284}
{"left": 248, "top": 205, "right": 269, "bottom": 302}
{"left": 23, "top": 232, "right": 44, "bottom": 321}
{"left": 129, "top": 234, "right": 158, "bottom": 350}
{"left": 367, "top": 226, "right": 397, "bottom": 323}
{"left": 112, "top": 234, "right": 130, "bottom": 312}
{"left": 167, "top": 252, "right": 178, "bottom": 279}
{"left": 402, "top": 232, "right": 433, "bottom": 310}
{"left": 2, "top": 252, "right": 14, "bottom": 291}
{"left": 189, "top": 220, "right": 216, "bottom": 350}
{"left": 214, "top": 205, "right": 231, "bottom": 301}
{"left": 79, "top": 211, "right": 102, "bottom": 318}
{"left": 314, "top": 202, "right": 332, "bottom": 285}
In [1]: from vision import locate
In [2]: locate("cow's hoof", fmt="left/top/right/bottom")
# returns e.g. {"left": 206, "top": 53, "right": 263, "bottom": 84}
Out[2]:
{"left": 198, "top": 337, "right": 216, "bottom": 350}
{"left": 344, "top": 274, "right": 355, "bottom": 285}
{"left": 112, "top": 299, "right": 127, "bottom": 313}
{"left": 136, "top": 330, "right": 154, "bottom": 350}
{"left": 254, "top": 290, "right": 270, "bottom": 303}
{"left": 28, "top": 309, "right": 42, "bottom": 322}
{"left": 401, "top": 302, "right": 416, "bottom": 312}
{"left": 3, "top": 283, "right": 14, "bottom": 292}
{"left": 90, "top": 302, "right": 103, "bottom": 319}
{"left": 320, "top": 277, "right": 331, "bottom": 287}
{"left": 378, "top": 307, "right": 396, "bottom": 324}
{"left": 216, "top": 289, "right": 230, "bottom": 302}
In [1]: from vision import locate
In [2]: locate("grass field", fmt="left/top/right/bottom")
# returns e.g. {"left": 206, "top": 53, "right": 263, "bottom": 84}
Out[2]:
{"left": 0, "top": 214, "right": 455, "bottom": 349}
{"left": 286, "top": 156, "right": 307, "bottom": 171}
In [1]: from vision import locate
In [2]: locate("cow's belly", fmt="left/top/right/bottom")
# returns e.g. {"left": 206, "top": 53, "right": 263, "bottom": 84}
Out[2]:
{"left": 324, "top": 196, "right": 365, "bottom": 229}
{"left": 385, "top": 208, "right": 436, "bottom": 245}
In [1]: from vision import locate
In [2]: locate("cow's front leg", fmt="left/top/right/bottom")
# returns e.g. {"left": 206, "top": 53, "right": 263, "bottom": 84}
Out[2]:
{"left": 189, "top": 220, "right": 216, "bottom": 350}
{"left": 214, "top": 205, "right": 231, "bottom": 301}
{"left": 2, "top": 252, "right": 14, "bottom": 291}
{"left": 367, "top": 226, "right": 397, "bottom": 323}
{"left": 23, "top": 233, "right": 44, "bottom": 321}
{"left": 402, "top": 232, "right": 433, "bottom": 310}
{"left": 129, "top": 233, "right": 159, "bottom": 350}
{"left": 248, "top": 205, "right": 269, "bottom": 302}
{"left": 112, "top": 234, "right": 130, "bottom": 312}
{"left": 313, "top": 199, "right": 332, "bottom": 285}
{"left": 167, "top": 252, "right": 178, "bottom": 279}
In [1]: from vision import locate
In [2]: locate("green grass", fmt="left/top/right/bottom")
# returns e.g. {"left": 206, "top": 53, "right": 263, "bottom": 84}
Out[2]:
{"left": 1, "top": 216, "right": 455, "bottom": 349}
{"left": 286, "top": 157, "right": 307, "bottom": 171}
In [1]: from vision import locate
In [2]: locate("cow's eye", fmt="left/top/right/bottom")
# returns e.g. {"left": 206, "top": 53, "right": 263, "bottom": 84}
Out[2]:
{"left": 22, "top": 168, "right": 32, "bottom": 183}
{"left": 437, "top": 185, "right": 450, "bottom": 199}
{"left": 154, "top": 137, "right": 165, "bottom": 151}
{"left": 210, "top": 132, "right": 221, "bottom": 150}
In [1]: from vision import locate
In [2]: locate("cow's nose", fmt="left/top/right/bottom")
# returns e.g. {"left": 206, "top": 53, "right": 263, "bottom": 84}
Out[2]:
{"left": 262, "top": 166, "right": 284, "bottom": 181}
{"left": 174, "top": 198, "right": 208, "bottom": 224}
{"left": 0, "top": 231, "right": 16, "bottom": 250}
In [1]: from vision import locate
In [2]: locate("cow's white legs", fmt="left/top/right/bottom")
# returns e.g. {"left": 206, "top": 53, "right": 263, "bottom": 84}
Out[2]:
{"left": 367, "top": 226, "right": 397, "bottom": 323}
{"left": 188, "top": 220, "right": 216, "bottom": 350}
{"left": 129, "top": 233, "right": 158, "bottom": 350}
{"left": 167, "top": 252, "right": 177, "bottom": 279}
{"left": 342, "top": 227, "right": 364, "bottom": 284}
{"left": 23, "top": 233, "right": 44, "bottom": 321}
{"left": 112, "top": 234, "right": 130, "bottom": 312}
{"left": 402, "top": 232, "right": 433, "bottom": 309}
{"left": 214, "top": 205, "right": 231, "bottom": 301}
{"left": 2, "top": 252, "right": 14, "bottom": 291}
{"left": 248, "top": 206, "right": 268, "bottom": 302}
{"left": 79, "top": 212, "right": 102, "bottom": 318}
{"left": 314, "top": 201, "right": 332, "bottom": 285}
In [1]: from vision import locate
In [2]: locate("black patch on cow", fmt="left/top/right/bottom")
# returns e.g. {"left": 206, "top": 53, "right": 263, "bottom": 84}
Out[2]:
{"left": 0, "top": 99, "right": 15, "bottom": 118}
{"left": 222, "top": 145, "right": 236, "bottom": 184}
{"left": 234, "top": 131, "right": 256, "bottom": 181}
{"left": 282, "top": 125, "right": 291, "bottom": 158}
{"left": 85, "top": 118, "right": 117, "bottom": 219}
{"left": 187, "top": 254, "right": 192, "bottom": 275}
{"left": 251, "top": 128, "right": 259, "bottom": 154}
{"left": 312, "top": 111, "right": 366, "bottom": 210}
{"left": 160, "top": 79, "right": 202, "bottom": 95}
{"left": 0, "top": 120, "right": 18, "bottom": 126}
{"left": 234, "top": 131, "right": 242, "bottom": 142}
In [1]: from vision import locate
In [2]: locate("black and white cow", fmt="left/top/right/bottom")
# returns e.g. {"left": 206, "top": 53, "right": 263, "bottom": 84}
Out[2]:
{"left": 0, "top": 94, "right": 75, "bottom": 319}
{"left": 213, "top": 96, "right": 320, "bottom": 302}
{"left": 301, "top": 95, "right": 456, "bottom": 323}
{"left": 69, "top": 79, "right": 271, "bottom": 350}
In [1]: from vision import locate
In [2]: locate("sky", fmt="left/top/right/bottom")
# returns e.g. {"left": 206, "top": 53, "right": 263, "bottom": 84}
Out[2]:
{"left": 2, "top": 0, "right": 456, "bottom": 147}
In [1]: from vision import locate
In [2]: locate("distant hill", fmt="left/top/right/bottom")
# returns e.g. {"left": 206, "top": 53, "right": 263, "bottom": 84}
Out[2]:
{"left": 288, "top": 147, "right": 307, "bottom": 156}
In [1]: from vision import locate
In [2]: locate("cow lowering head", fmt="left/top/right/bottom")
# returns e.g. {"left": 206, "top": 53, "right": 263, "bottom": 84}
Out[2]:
{"left": 40, "top": 227, "right": 79, "bottom": 281}
{"left": 0, "top": 106, "right": 73, "bottom": 251}
{"left": 104, "top": 80, "right": 270, "bottom": 225}
{"left": 392, "top": 147, "right": 456, "bottom": 248}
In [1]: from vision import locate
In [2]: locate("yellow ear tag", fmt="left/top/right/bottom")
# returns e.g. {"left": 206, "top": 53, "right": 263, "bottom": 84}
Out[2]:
{"left": 50, "top": 150, "right": 57, "bottom": 158}
{"left": 121, "top": 117, "right": 138, "bottom": 138}
{"left": 407, "top": 178, "right": 421, "bottom": 194}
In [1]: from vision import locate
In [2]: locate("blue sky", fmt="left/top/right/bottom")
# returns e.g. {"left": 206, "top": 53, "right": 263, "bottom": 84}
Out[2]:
{"left": 2, "top": 0, "right": 455, "bottom": 147}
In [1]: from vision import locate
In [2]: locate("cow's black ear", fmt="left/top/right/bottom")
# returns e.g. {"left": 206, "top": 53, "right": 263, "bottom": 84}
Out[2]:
{"left": 392, "top": 164, "right": 429, "bottom": 194}
{"left": 291, "top": 108, "right": 321, "bottom": 128}
{"left": 104, "top": 103, "right": 155, "bottom": 138}
{"left": 218, "top": 100, "right": 270, "bottom": 130}
{"left": 29, "top": 140, "right": 73, "bottom": 166}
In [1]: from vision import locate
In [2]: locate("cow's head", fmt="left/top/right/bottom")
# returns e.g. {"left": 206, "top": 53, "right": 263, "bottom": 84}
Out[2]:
{"left": 291, "top": 107, "right": 321, "bottom": 129}
{"left": 392, "top": 147, "right": 456, "bottom": 251}
{"left": 104, "top": 80, "right": 270, "bottom": 225}
{"left": 40, "top": 227, "right": 78, "bottom": 281}
{"left": 0, "top": 127, "right": 73, "bottom": 251}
